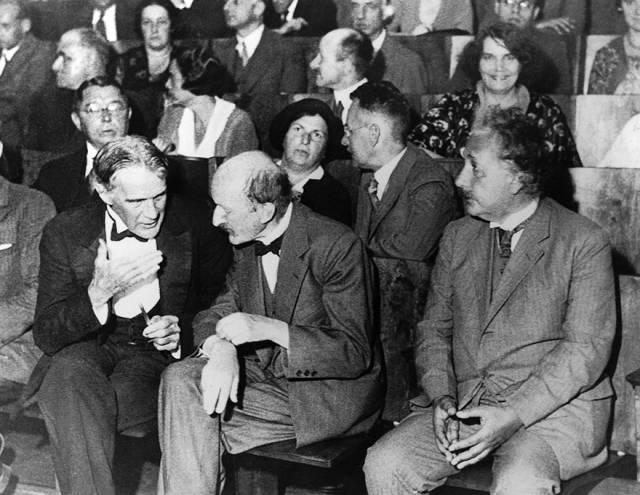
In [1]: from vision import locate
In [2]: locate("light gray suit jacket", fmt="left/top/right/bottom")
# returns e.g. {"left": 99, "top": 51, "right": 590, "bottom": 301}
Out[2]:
{"left": 416, "top": 198, "right": 616, "bottom": 479}
{"left": 194, "top": 203, "right": 383, "bottom": 446}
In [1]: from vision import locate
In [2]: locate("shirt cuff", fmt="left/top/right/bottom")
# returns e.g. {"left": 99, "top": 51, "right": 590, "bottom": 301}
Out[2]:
{"left": 93, "top": 303, "right": 109, "bottom": 325}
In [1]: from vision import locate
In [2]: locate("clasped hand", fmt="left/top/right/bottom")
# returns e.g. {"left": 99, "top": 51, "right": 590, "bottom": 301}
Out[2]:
{"left": 433, "top": 396, "right": 524, "bottom": 469}
{"left": 88, "top": 239, "right": 163, "bottom": 307}
{"left": 143, "top": 315, "right": 180, "bottom": 352}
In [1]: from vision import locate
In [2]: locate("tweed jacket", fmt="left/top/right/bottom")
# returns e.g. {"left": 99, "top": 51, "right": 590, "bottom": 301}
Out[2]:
{"left": 417, "top": 198, "right": 615, "bottom": 478}
{"left": 0, "top": 176, "right": 55, "bottom": 345}
{"left": 193, "top": 203, "right": 383, "bottom": 447}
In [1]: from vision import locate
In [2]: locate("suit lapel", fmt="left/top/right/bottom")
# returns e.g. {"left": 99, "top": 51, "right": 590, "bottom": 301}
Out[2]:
{"left": 483, "top": 200, "right": 551, "bottom": 330}
{"left": 274, "top": 205, "right": 310, "bottom": 324}
{"left": 368, "top": 147, "right": 414, "bottom": 239}
{"left": 355, "top": 170, "right": 373, "bottom": 242}
{"left": 238, "top": 30, "right": 272, "bottom": 93}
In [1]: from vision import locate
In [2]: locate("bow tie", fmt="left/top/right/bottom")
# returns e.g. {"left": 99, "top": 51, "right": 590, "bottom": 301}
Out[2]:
{"left": 255, "top": 236, "right": 283, "bottom": 256}
{"left": 110, "top": 223, "right": 149, "bottom": 243}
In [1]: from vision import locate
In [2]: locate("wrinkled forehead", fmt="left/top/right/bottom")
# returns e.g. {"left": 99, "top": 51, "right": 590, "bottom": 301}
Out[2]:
{"left": 465, "top": 129, "right": 503, "bottom": 156}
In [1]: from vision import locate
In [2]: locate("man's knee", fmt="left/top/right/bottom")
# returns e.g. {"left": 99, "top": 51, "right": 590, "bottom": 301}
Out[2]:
{"left": 39, "top": 353, "right": 106, "bottom": 403}
{"left": 492, "top": 467, "right": 560, "bottom": 495}
{"left": 160, "top": 358, "right": 205, "bottom": 401}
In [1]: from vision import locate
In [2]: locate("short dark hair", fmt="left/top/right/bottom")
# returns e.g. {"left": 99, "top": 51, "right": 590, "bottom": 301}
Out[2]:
{"left": 172, "top": 43, "right": 233, "bottom": 97}
{"left": 457, "top": 22, "right": 544, "bottom": 89}
{"left": 472, "top": 107, "right": 545, "bottom": 196}
{"left": 337, "top": 30, "right": 373, "bottom": 79}
{"left": 92, "top": 135, "right": 168, "bottom": 190}
{"left": 73, "top": 76, "right": 128, "bottom": 112}
{"left": 495, "top": 0, "right": 544, "bottom": 9}
{"left": 134, "top": 0, "right": 177, "bottom": 39}
{"left": 350, "top": 81, "right": 412, "bottom": 142}
{"left": 244, "top": 163, "right": 292, "bottom": 221}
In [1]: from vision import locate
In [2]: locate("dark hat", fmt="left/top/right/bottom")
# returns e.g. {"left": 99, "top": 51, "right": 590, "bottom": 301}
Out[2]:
{"left": 269, "top": 98, "right": 345, "bottom": 161}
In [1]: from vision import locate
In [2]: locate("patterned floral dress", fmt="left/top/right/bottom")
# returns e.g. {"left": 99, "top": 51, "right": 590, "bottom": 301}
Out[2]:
{"left": 409, "top": 88, "right": 583, "bottom": 168}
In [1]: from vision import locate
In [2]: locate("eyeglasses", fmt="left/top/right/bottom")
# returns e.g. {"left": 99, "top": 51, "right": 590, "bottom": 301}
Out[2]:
{"left": 288, "top": 123, "right": 326, "bottom": 143}
{"left": 343, "top": 123, "right": 370, "bottom": 137}
{"left": 499, "top": 0, "right": 535, "bottom": 10}
{"left": 80, "top": 101, "right": 128, "bottom": 117}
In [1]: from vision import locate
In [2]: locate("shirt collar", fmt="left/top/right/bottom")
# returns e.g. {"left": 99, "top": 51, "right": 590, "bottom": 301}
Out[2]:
{"left": 236, "top": 24, "right": 264, "bottom": 60}
{"left": 285, "top": 0, "right": 299, "bottom": 20}
{"left": 92, "top": 3, "right": 116, "bottom": 22}
{"left": 292, "top": 165, "right": 324, "bottom": 193}
{"left": 371, "top": 30, "right": 386, "bottom": 55}
{"left": 333, "top": 78, "right": 368, "bottom": 107}
{"left": 105, "top": 205, "right": 128, "bottom": 235}
{"left": 2, "top": 43, "right": 20, "bottom": 61}
{"left": 85, "top": 142, "right": 99, "bottom": 177}
{"left": 373, "top": 147, "right": 406, "bottom": 199}
{"left": 257, "top": 201, "right": 293, "bottom": 245}
{"left": 489, "top": 198, "right": 539, "bottom": 231}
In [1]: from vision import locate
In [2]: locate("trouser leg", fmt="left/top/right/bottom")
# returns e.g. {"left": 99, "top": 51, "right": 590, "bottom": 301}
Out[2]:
{"left": 491, "top": 429, "right": 561, "bottom": 495}
{"left": 158, "top": 358, "right": 223, "bottom": 495}
{"left": 38, "top": 341, "right": 117, "bottom": 495}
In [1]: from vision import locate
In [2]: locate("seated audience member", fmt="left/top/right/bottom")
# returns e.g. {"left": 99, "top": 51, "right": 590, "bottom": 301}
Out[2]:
{"left": 345, "top": 81, "right": 457, "bottom": 420}
{"left": 598, "top": 113, "right": 640, "bottom": 167}
{"left": 310, "top": 28, "right": 373, "bottom": 123}
{"left": 215, "top": 0, "right": 306, "bottom": 95}
{"left": 0, "top": 141, "right": 55, "bottom": 403}
{"left": 158, "top": 151, "right": 383, "bottom": 494}
{"left": 455, "top": 0, "right": 571, "bottom": 94}
{"left": 118, "top": 0, "right": 177, "bottom": 136}
{"left": 26, "top": 28, "right": 116, "bottom": 152}
{"left": 476, "top": 0, "right": 585, "bottom": 34}
{"left": 153, "top": 44, "right": 257, "bottom": 159}
{"left": 264, "top": 0, "right": 337, "bottom": 36}
{"left": 269, "top": 97, "right": 351, "bottom": 225}
{"left": 56, "top": 0, "right": 137, "bottom": 42}
{"left": 411, "top": 23, "right": 581, "bottom": 169}
{"left": 34, "top": 77, "right": 130, "bottom": 212}
{"left": 589, "top": 0, "right": 640, "bottom": 95}
{"left": 30, "top": 136, "right": 232, "bottom": 495}
{"left": 389, "top": 0, "right": 474, "bottom": 34}
{"left": 171, "top": 0, "right": 230, "bottom": 39}
{"left": 365, "top": 108, "right": 615, "bottom": 495}
{"left": 351, "top": 0, "right": 433, "bottom": 94}
{"left": 0, "top": 0, "right": 55, "bottom": 152}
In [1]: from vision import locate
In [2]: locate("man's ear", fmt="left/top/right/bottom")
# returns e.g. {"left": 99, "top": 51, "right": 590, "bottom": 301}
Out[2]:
{"left": 368, "top": 123, "right": 381, "bottom": 147}
{"left": 71, "top": 111, "right": 82, "bottom": 132}
{"left": 94, "top": 181, "right": 113, "bottom": 205}
{"left": 20, "top": 18, "right": 31, "bottom": 34}
{"left": 257, "top": 202, "right": 276, "bottom": 224}
{"left": 254, "top": 0, "right": 266, "bottom": 19}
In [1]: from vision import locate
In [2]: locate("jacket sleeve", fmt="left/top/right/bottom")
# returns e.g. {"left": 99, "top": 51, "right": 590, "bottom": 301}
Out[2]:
{"left": 506, "top": 228, "right": 616, "bottom": 427}
{"left": 415, "top": 223, "right": 458, "bottom": 402}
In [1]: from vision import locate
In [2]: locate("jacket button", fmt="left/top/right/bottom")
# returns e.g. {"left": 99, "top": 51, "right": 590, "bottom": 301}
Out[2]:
{"left": 296, "top": 370, "right": 302, "bottom": 377}
{"left": 304, "top": 370, "right": 310, "bottom": 376}
{"left": 311, "top": 371, "right": 317, "bottom": 376}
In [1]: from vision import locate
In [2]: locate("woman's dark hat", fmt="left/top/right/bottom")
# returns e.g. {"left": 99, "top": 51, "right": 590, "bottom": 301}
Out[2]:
{"left": 269, "top": 98, "right": 345, "bottom": 161}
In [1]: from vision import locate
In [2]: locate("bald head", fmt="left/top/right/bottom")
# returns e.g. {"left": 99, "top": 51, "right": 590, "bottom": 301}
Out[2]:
{"left": 310, "top": 28, "right": 373, "bottom": 90}
{"left": 211, "top": 152, "right": 292, "bottom": 245}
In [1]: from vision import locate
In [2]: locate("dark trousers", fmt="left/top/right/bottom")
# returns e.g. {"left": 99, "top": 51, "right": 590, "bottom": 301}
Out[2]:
{"left": 37, "top": 339, "right": 171, "bottom": 495}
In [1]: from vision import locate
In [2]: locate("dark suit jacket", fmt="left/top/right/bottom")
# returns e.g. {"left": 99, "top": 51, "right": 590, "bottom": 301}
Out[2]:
{"left": 299, "top": 172, "right": 352, "bottom": 226}
{"left": 0, "top": 34, "right": 55, "bottom": 149}
{"left": 174, "top": 0, "right": 231, "bottom": 39}
{"left": 33, "top": 145, "right": 91, "bottom": 213}
{"left": 58, "top": 0, "right": 138, "bottom": 40}
{"left": 215, "top": 28, "right": 306, "bottom": 95}
{"left": 368, "top": 34, "right": 433, "bottom": 94}
{"left": 417, "top": 198, "right": 615, "bottom": 478}
{"left": 193, "top": 203, "right": 383, "bottom": 447}
{"left": 355, "top": 144, "right": 457, "bottom": 420}
{"left": 31, "top": 196, "right": 232, "bottom": 386}
{"left": 264, "top": 0, "right": 337, "bottom": 36}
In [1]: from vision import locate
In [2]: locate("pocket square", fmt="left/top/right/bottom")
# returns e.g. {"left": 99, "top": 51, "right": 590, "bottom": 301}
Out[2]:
{"left": 0, "top": 243, "right": 12, "bottom": 251}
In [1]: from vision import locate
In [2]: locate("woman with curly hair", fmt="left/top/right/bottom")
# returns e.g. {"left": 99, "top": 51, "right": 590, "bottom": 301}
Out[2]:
{"left": 153, "top": 43, "right": 258, "bottom": 159}
{"left": 588, "top": 0, "right": 640, "bottom": 94}
{"left": 410, "top": 22, "right": 581, "bottom": 170}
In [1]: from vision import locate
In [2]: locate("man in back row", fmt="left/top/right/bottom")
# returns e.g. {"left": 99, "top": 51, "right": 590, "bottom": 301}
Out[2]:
{"left": 365, "top": 108, "right": 615, "bottom": 494}
{"left": 158, "top": 151, "right": 383, "bottom": 494}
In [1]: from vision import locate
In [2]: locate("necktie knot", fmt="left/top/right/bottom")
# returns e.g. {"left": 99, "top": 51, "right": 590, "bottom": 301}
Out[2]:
{"left": 239, "top": 41, "right": 249, "bottom": 67}
{"left": 255, "top": 236, "right": 283, "bottom": 257}
{"left": 110, "top": 223, "right": 149, "bottom": 243}
{"left": 368, "top": 176, "right": 380, "bottom": 207}
{"left": 497, "top": 223, "right": 526, "bottom": 258}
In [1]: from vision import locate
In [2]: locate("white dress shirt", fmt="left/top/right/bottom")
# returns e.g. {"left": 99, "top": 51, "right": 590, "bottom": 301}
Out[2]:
{"left": 489, "top": 199, "right": 539, "bottom": 252}
{"left": 333, "top": 78, "right": 368, "bottom": 123}
{"left": 92, "top": 4, "right": 117, "bottom": 41}
{"left": 370, "top": 30, "right": 386, "bottom": 56}
{"left": 373, "top": 148, "right": 407, "bottom": 201}
{"left": 84, "top": 142, "right": 99, "bottom": 178}
{"left": 257, "top": 202, "right": 292, "bottom": 293}
{"left": 235, "top": 24, "right": 264, "bottom": 63}
{"left": 0, "top": 43, "right": 20, "bottom": 77}
{"left": 284, "top": 0, "right": 299, "bottom": 20}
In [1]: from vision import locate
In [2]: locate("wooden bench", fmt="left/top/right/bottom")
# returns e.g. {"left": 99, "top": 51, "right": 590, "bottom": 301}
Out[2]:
{"left": 231, "top": 431, "right": 385, "bottom": 495}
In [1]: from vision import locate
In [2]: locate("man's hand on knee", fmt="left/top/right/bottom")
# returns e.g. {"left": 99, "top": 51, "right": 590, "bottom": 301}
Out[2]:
{"left": 448, "top": 405, "right": 524, "bottom": 469}
{"left": 432, "top": 395, "right": 459, "bottom": 462}
{"left": 200, "top": 337, "right": 239, "bottom": 415}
